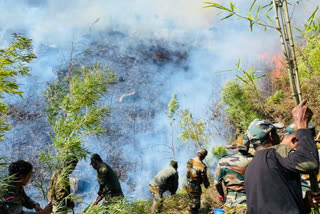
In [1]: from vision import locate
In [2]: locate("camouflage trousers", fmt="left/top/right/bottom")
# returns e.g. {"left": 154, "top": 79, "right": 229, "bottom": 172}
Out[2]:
{"left": 225, "top": 191, "right": 247, "bottom": 210}
{"left": 149, "top": 184, "right": 163, "bottom": 213}
{"left": 186, "top": 182, "right": 202, "bottom": 214}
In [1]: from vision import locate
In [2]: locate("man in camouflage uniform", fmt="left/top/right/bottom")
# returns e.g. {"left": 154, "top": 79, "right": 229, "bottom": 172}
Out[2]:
{"left": 186, "top": 148, "right": 210, "bottom": 214}
{"left": 149, "top": 160, "right": 179, "bottom": 213}
{"left": 0, "top": 160, "right": 52, "bottom": 214}
{"left": 215, "top": 136, "right": 253, "bottom": 209}
{"left": 90, "top": 153, "right": 123, "bottom": 205}
{"left": 285, "top": 123, "right": 319, "bottom": 199}
{"left": 48, "top": 155, "right": 78, "bottom": 214}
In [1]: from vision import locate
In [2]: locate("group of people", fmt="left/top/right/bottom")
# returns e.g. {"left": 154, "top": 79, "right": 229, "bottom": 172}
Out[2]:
{"left": 0, "top": 153, "right": 123, "bottom": 214}
{"left": 149, "top": 148, "right": 210, "bottom": 214}
{"left": 215, "top": 100, "right": 320, "bottom": 213}
{"left": 2, "top": 100, "right": 320, "bottom": 214}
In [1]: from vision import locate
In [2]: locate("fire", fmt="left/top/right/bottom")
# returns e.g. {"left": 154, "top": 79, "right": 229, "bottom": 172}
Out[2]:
{"left": 271, "top": 54, "right": 284, "bottom": 78}
{"left": 258, "top": 52, "right": 284, "bottom": 80}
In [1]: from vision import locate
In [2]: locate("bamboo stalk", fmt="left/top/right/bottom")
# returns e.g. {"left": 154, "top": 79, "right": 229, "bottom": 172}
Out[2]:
{"left": 283, "top": 0, "right": 302, "bottom": 102}
{"left": 272, "top": 0, "right": 299, "bottom": 105}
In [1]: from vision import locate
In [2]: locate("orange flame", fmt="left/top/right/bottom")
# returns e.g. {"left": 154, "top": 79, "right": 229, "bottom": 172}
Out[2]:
{"left": 258, "top": 52, "right": 284, "bottom": 80}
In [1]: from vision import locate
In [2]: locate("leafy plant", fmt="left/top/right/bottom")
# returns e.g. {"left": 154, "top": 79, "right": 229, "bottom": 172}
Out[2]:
{"left": 165, "top": 93, "right": 180, "bottom": 159}
{"left": 211, "top": 146, "right": 227, "bottom": 159}
{"left": 166, "top": 94, "right": 210, "bottom": 150}
{"left": 82, "top": 197, "right": 151, "bottom": 214}
{"left": 43, "top": 63, "right": 116, "bottom": 168}
{"left": 0, "top": 33, "right": 36, "bottom": 141}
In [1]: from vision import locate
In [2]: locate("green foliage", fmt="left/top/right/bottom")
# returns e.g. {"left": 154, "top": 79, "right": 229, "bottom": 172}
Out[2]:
{"left": 221, "top": 80, "right": 261, "bottom": 130}
{"left": 179, "top": 109, "right": 209, "bottom": 149}
{"left": 44, "top": 63, "right": 116, "bottom": 168}
{"left": 0, "top": 33, "right": 36, "bottom": 141}
{"left": 204, "top": 0, "right": 276, "bottom": 31}
{"left": 211, "top": 146, "right": 227, "bottom": 159}
{"left": 166, "top": 93, "right": 179, "bottom": 120}
{"left": 166, "top": 94, "right": 210, "bottom": 151}
{"left": 267, "top": 90, "right": 284, "bottom": 104}
{"left": 83, "top": 197, "right": 151, "bottom": 214}
{"left": 166, "top": 93, "right": 180, "bottom": 159}
{"left": 298, "top": 36, "right": 320, "bottom": 78}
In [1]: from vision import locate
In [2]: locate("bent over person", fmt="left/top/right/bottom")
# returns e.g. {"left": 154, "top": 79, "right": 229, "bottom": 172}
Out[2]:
{"left": 149, "top": 160, "right": 179, "bottom": 213}
{"left": 48, "top": 155, "right": 78, "bottom": 213}
{"left": 90, "top": 153, "right": 123, "bottom": 205}
{"left": 215, "top": 136, "right": 253, "bottom": 209}
{"left": 244, "top": 100, "right": 320, "bottom": 214}
{"left": 186, "top": 148, "right": 210, "bottom": 214}
{"left": 0, "top": 160, "right": 52, "bottom": 214}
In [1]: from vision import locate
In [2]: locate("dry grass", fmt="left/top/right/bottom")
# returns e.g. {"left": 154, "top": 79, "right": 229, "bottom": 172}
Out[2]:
{"left": 160, "top": 183, "right": 225, "bottom": 214}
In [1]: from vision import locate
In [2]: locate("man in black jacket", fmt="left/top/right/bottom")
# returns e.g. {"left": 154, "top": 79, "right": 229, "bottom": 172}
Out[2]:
{"left": 244, "top": 100, "right": 320, "bottom": 214}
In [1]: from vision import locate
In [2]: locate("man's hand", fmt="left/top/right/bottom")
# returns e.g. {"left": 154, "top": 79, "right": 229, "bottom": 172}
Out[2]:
{"left": 93, "top": 200, "right": 99, "bottom": 205}
{"left": 34, "top": 203, "right": 42, "bottom": 212}
{"left": 37, "top": 202, "right": 52, "bottom": 214}
{"left": 218, "top": 195, "right": 224, "bottom": 202}
{"left": 292, "top": 99, "right": 313, "bottom": 129}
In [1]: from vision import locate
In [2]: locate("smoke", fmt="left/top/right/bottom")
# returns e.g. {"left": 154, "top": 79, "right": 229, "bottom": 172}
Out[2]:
{"left": 0, "top": 0, "right": 319, "bottom": 210}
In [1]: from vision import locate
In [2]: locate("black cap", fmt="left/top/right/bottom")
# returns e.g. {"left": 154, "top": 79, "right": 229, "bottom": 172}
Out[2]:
{"left": 90, "top": 153, "right": 102, "bottom": 164}
{"left": 170, "top": 160, "right": 178, "bottom": 168}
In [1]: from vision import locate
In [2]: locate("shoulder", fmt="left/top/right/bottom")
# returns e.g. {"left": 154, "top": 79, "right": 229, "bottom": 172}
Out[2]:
{"left": 271, "top": 144, "right": 293, "bottom": 158}
{"left": 98, "top": 163, "right": 109, "bottom": 174}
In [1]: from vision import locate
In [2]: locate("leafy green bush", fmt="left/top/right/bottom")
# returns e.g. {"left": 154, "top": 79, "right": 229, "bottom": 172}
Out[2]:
{"left": 221, "top": 80, "right": 261, "bottom": 131}
{"left": 211, "top": 146, "right": 227, "bottom": 159}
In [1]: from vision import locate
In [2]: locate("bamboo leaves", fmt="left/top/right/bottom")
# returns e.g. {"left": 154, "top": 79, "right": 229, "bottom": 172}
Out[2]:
{"left": 0, "top": 34, "right": 36, "bottom": 142}
{"left": 166, "top": 94, "right": 210, "bottom": 150}
{"left": 204, "top": 0, "right": 277, "bottom": 30}
{"left": 45, "top": 63, "right": 116, "bottom": 167}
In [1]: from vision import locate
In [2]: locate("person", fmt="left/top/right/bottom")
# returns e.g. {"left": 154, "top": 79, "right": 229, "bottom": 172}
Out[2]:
{"left": 0, "top": 160, "right": 52, "bottom": 214}
{"left": 215, "top": 136, "right": 253, "bottom": 209}
{"left": 285, "top": 123, "right": 320, "bottom": 199}
{"left": 186, "top": 148, "right": 210, "bottom": 214}
{"left": 90, "top": 153, "right": 123, "bottom": 205}
{"left": 149, "top": 160, "right": 179, "bottom": 213}
{"left": 48, "top": 155, "right": 78, "bottom": 213}
{"left": 244, "top": 100, "right": 320, "bottom": 214}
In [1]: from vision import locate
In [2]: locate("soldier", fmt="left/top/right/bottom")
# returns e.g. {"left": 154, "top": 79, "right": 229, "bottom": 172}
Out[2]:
{"left": 285, "top": 123, "right": 319, "bottom": 199}
{"left": 149, "top": 160, "right": 179, "bottom": 213}
{"left": 244, "top": 100, "right": 320, "bottom": 214}
{"left": 186, "top": 148, "right": 210, "bottom": 214}
{"left": 48, "top": 155, "right": 78, "bottom": 213}
{"left": 90, "top": 153, "right": 123, "bottom": 205}
{"left": 215, "top": 136, "right": 253, "bottom": 209}
{"left": 0, "top": 160, "right": 52, "bottom": 214}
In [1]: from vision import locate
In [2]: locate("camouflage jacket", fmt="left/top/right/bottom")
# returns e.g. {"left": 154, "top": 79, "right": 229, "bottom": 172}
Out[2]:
{"left": 96, "top": 162, "right": 123, "bottom": 202}
{"left": 186, "top": 157, "right": 210, "bottom": 188}
{"left": 150, "top": 165, "right": 178, "bottom": 194}
{"left": 47, "top": 169, "right": 74, "bottom": 208}
{"left": 0, "top": 182, "right": 36, "bottom": 214}
{"left": 215, "top": 152, "right": 253, "bottom": 193}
